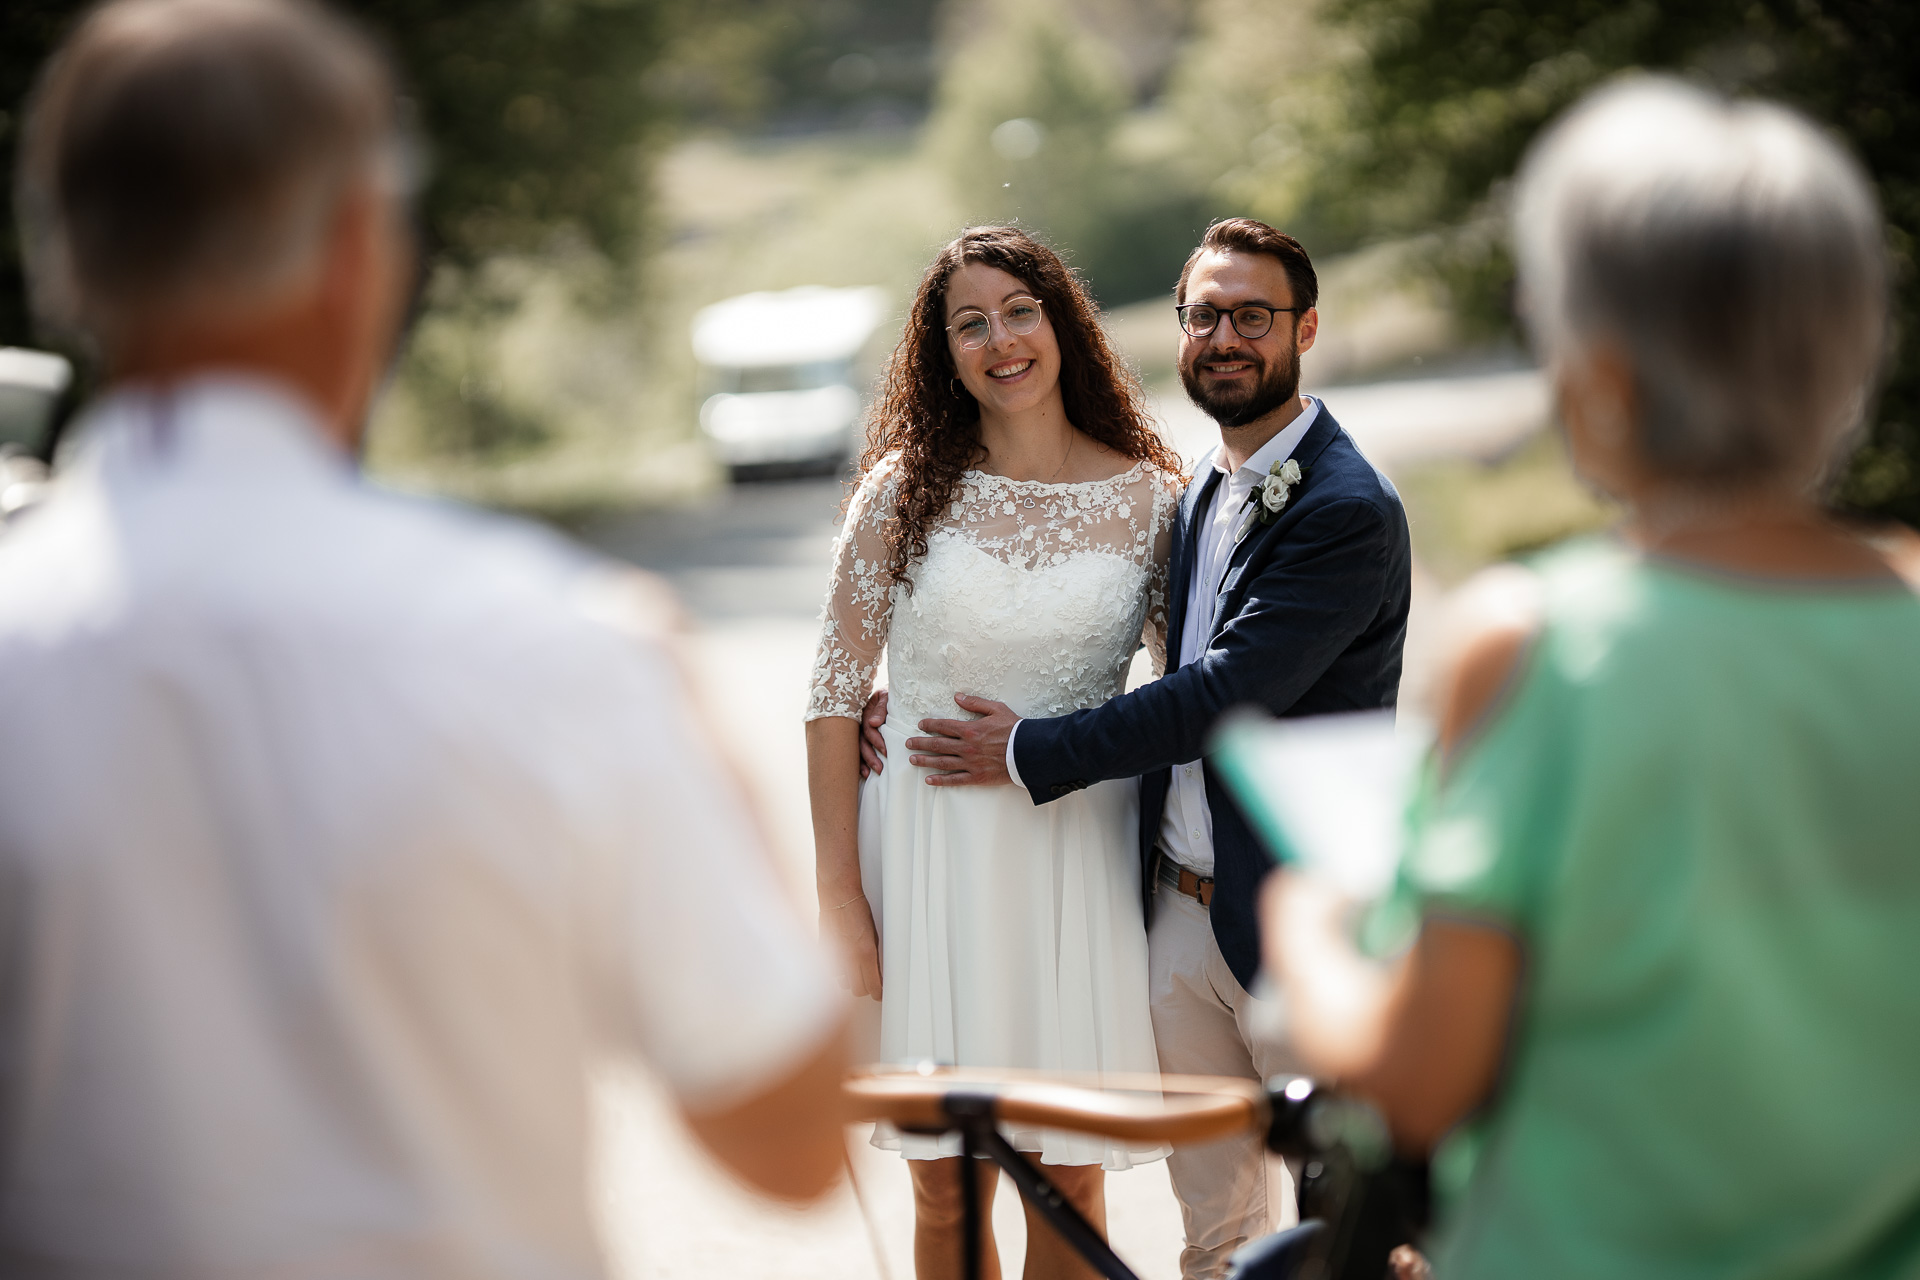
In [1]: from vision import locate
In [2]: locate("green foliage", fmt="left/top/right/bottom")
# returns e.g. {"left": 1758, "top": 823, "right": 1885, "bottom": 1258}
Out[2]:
{"left": 0, "top": 0, "right": 688, "bottom": 350}
{"left": 928, "top": 0, "right": 1217, "bottom": 303}
{"left": 0, "top": 2, "right": 87, "bottom": 350}
{"left": 647, "top": 0, "right": 940, "bottom": 129}
{"left": 1158, "top": 0, "right": 1360, "bottom": 249}
{"left": 347, "top": 0, "right": 680, "bottom": 269}
{"left": 1304, "top": 0, "right": 1920, "bottom": 525}
{"left": 1395, "top": 428, "right": 1617, "bottom": 583}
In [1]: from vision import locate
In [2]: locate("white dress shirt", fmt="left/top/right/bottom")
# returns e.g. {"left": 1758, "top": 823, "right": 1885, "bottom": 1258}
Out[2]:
{"left": 0, "top": 378, "right": 838, "bottom": 1279}
{"left": 1157, "top": 396, "right": 1320, "bottom": 875}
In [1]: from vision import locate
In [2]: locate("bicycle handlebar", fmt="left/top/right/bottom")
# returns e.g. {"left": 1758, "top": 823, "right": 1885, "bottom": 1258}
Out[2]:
{"left": 844, "top": 1067, "right": 1425, "bottom": 1280}
{"left": 844, "top": 1066, "right": 1269, "bottom": 1147}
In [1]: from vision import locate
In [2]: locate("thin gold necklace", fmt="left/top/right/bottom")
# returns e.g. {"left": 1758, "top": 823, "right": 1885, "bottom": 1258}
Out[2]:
{"left": 1046, "top": 434, "right": 1074, "bottom": 483}
{"left": 1007, "top": 436, "right": 1075, "bottom": 510}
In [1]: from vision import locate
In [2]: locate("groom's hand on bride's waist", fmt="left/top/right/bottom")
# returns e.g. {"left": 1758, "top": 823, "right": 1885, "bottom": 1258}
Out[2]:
{"left": 907, "top": 694, "right": 1019, "bottom": 787}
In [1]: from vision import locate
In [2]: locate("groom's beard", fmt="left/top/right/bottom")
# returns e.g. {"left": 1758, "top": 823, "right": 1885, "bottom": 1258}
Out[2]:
{"left": 1180, "top": 335, "right": 1301, "bottom": 430}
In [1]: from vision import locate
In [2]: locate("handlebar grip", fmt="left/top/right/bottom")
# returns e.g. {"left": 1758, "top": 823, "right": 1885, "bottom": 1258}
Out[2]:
{"left": 1263, "top": 1075, "right": 1393, "bottom": 1172}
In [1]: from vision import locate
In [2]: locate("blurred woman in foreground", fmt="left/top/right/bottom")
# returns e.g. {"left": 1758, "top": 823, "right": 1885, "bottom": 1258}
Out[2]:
{"left": 1265, "top": 78, "right": 1920, "bottom": 1278}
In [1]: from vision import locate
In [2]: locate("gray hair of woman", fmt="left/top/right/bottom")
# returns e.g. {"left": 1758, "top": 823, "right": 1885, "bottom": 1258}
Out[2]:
{"left": 1512, "top": 75, "right": 1888, "bottom": 498}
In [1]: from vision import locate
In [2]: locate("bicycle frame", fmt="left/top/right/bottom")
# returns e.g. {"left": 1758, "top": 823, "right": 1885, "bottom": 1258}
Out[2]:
{"left": 844, "top": 1067, "right": 1428, "bottom": 1280}
{"left": 848, "top": 1068, "right": 1262, "bottom": 1280}
{"left": 937, "top": 1090, "right": 1140, "bottom": 1280}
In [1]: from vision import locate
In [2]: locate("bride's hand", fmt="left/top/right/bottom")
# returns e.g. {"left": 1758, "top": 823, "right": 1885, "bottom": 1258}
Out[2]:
{"left": 821, "top": 895, "right": 883, "bottom": 1000}
{"left": 858, "top": 689, "right": 889, "bottom": 779}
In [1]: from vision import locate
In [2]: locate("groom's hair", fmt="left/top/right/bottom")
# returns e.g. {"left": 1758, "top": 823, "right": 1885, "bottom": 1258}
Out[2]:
{"left": 1176, "top": 218, "right": 1319, "bottom": 314}
{"left": 18, "top": 0, "right": 399, "bottom": 347}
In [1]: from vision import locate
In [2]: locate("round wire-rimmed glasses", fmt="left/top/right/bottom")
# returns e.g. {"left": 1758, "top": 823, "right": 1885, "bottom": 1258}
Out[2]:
{"left": 1175, "top": 302, "right": 1304, "bottom": 340}
{"left": 947, "top": 296, "right": 1045, "bottom": 350}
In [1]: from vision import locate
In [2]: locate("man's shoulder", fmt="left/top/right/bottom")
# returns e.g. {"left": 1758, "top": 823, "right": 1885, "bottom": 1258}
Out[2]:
{"left": 325, "top": 487, "right": 664, "bottom": 653}
{"left": 0, "top": 471, "right": 632, "bottom": 665}
{"left": 353, "top": 483, "right": 589, "bottom": 581}
{"left": 1295, "top": 412, "right": 1406, "bottom": 526}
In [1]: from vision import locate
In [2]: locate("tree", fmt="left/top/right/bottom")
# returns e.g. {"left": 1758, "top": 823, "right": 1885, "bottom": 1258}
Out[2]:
{"left": 928, "top": 0, "right": 1221, "bottom": 303}
{"left": 0, "top": 0, "right": 690, "bottom": 350}
{"left": 0, "top": 2, "right": 87, "bottom": 350}
{"left": 1303, "top": 0, "right": 1920, "bottom": 526}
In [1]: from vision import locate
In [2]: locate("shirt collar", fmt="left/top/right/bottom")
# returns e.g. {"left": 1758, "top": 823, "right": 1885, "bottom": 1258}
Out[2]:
{"left": 1212, "top": 394, "right": 1321, "bottom": 488}
{"left": 70, "top": 373, "right": 353, "bottom": 483}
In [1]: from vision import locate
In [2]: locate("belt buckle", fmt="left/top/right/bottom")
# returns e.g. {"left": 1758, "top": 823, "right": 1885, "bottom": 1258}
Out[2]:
{"left": 1167, "top": 861, "right": 1214, "bottom": 907}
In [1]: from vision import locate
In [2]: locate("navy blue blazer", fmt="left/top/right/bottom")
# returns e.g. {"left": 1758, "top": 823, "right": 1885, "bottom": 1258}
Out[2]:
{"left": 1012, "top": 407, "right": 1412, "bottom": 989}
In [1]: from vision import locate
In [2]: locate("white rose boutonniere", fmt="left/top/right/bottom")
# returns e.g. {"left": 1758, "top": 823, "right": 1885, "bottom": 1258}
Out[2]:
{"left": 1235, "top": 457, "right": 1306, "bottom": 544}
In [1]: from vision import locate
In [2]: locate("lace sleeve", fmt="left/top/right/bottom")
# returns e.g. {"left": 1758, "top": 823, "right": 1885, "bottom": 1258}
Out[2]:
{"left": 806, "top": 460, "right": 899, "bottom": 720}
{"left": 1141, "top": 467, "right": 1183, "bottom": 678}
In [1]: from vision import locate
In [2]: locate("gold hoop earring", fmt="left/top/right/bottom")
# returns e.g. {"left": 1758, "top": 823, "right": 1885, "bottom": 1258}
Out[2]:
{"left": 950, "top": 377, "right": 968, "bottom": 399}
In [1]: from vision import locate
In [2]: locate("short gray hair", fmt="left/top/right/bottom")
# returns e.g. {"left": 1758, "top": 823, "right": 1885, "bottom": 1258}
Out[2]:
{"left": 17, "top": 0, "right": 400, "bottom": 346}
{"left": 1513, "top": 76, "right": 1888, "bottom": 490}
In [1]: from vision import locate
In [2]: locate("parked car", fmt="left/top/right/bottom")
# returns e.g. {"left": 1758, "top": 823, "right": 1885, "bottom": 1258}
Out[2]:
{"left": 0, "top": 347, "right": 74, "bottom": 525}
{"left": 692, "top": 286, "right": 886, "bottom": 479}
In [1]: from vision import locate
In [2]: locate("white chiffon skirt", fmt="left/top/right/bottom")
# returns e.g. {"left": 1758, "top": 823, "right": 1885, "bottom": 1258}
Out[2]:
{"left": 858, "top": 721, "right": 1169, "bottom": 1170}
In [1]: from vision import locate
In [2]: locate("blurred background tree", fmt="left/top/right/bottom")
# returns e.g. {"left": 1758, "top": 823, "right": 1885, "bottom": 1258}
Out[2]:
{"left": 1262, "top": 0, "right": 1920, "bottom": 525}
{"left": 932, "top": 0, "right": 1138, "bottom": 295}
{"left": 2, "top": 0, "right": 679, "bottom": 338}
{"left": 929, "top": 0, "right": 1234, "bottom": 304}
{"left": 3, "top": 0, "right": 1914, "bottom": 526}
{"left": 0, "top": 0, "right": 941, "bottom": 464}
{"left": 0, "top": 2, "right": 86, "bottom": 351}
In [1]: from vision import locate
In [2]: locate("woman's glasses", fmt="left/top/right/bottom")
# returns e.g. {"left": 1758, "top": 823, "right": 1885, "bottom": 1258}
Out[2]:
{"left": 1175, "top": 302, "right": 1304, "bottom": 340}
{"left": 947, "top": 296, "right": 1044, "bottom": 350}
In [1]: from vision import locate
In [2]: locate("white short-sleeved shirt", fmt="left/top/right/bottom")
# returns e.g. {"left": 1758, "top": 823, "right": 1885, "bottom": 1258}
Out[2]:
{"left": 0, "top": 377, "right": 838, "bottom": 1278}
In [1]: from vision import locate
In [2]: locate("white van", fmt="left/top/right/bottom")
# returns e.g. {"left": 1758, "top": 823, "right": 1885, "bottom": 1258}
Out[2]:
{"left": 692, "top": 286, "right": 886, "bottom": 476}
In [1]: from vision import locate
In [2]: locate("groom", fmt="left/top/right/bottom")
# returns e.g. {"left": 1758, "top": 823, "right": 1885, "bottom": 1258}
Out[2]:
{"left": 898, "top": 218, "right": 1411, "bottom": 1278}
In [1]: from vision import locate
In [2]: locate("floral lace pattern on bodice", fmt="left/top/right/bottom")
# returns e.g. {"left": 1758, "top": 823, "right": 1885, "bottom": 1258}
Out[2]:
{"left": 807, "top": 453, "right": 1182, "bottom": 725}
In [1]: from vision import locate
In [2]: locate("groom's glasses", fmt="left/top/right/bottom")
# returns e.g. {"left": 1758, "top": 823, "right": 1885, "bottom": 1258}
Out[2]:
{"left": 1176, "top": 302, "right": 1304, "bottom": 340}
{"left": 947, "top": 296, "right": 1045, "bottom": 350}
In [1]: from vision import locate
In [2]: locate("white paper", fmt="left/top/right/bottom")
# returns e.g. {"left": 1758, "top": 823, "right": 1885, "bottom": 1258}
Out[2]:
{"left": 1211, "top": 709, "right": 1430, "bottom": 901}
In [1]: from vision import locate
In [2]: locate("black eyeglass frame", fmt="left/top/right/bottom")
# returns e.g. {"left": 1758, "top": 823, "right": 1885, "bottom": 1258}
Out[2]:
{"left": 945, "top": 296, "right": 1046, "bottom": 350}
{"left": 1175, "top": 302, "right": 1306, "bottom": 340}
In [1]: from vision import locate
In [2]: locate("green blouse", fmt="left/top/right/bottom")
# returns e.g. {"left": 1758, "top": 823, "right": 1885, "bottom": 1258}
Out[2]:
{"left": 1400, "top": 539, "right": 1920, "bottom": 1280}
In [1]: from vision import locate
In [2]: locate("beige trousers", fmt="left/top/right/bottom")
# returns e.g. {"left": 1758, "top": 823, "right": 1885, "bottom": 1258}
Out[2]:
{"left": 1148, "top": 880, "right": 1301, "bottom": 1280}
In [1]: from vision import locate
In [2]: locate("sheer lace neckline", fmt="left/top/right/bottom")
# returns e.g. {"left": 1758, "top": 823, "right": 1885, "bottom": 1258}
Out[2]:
{"left": 962, "top": 458, "right": 1150, "bottom": 490}
{"left": 806, "top": 457, "right": 1181, "bottom": 722}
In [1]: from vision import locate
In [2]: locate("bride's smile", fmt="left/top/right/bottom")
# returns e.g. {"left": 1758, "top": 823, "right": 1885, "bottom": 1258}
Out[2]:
{"left": 943, "top": 262, "right": 1064, "bottom": 426}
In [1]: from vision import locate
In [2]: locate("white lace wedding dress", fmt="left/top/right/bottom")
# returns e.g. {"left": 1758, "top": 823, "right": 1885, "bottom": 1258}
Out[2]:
{"left": 808, "top": 452, "right": 1182, "bottom": 1169}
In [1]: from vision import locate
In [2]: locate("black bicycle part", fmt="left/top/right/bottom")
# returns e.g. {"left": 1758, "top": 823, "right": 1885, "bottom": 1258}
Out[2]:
{"left": 962, "top": 1123, "right": 984, "bottom": 1280}
{"left": 932, "top": 1089, "right": 1142, "bottom": 1280}
{"left": 1254, "top": 1077, "right": 1430, "bottom": 1280}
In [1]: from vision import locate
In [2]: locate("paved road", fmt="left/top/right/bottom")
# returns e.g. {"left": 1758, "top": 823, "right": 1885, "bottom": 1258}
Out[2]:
{"left": 580, "top": 365, "right": 1548, "bottom": 628}
{"left": 571, "top": 373, "right": 1546, "bottom": 1279}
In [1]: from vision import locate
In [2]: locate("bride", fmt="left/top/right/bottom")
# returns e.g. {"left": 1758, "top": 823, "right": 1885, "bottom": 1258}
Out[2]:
{"left": 806, "top": 226, "right": 1184, "bottom": 1279}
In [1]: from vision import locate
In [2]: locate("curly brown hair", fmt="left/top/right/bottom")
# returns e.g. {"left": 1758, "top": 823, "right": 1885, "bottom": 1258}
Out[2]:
{"left": 857, "top": 225, "right": 1182, "bottom": 592}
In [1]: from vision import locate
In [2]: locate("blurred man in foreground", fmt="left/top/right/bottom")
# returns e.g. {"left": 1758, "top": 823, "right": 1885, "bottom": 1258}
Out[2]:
{"left": 0, "top": 1, "right": 847, "bottom": 1274}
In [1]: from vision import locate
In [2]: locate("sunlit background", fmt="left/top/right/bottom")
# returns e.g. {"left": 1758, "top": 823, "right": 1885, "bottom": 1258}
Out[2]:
{"left": 2, "top": 1, "right": 1915, "bottom": 1276}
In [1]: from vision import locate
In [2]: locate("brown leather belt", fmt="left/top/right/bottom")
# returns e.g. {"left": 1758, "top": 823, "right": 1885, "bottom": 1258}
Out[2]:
{"left": 1156, "top": 853, "right": 1214, "bottom": 907}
